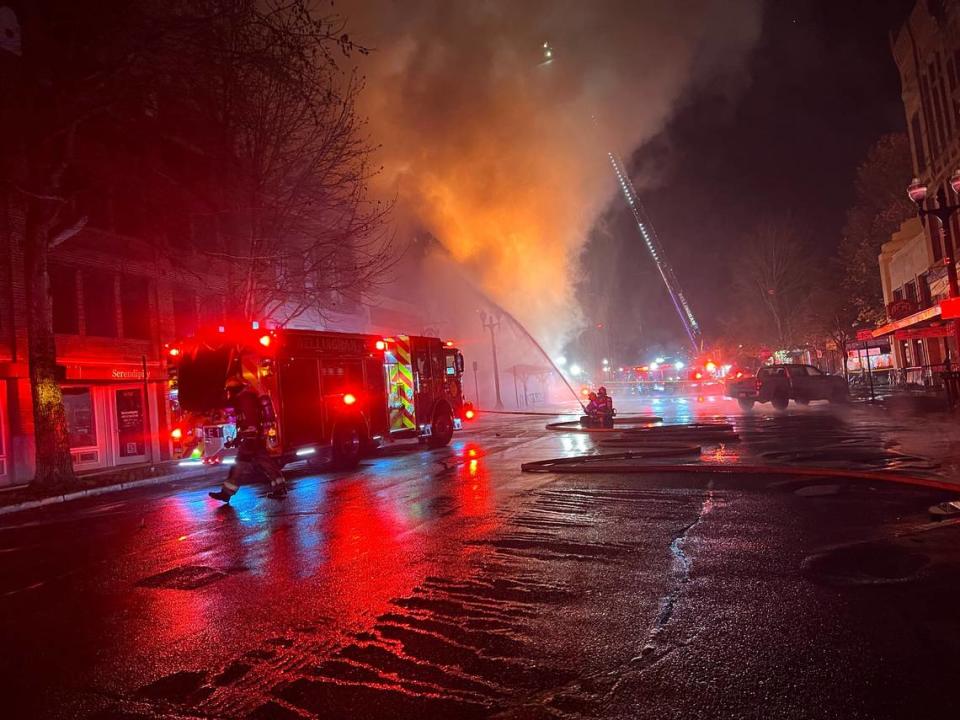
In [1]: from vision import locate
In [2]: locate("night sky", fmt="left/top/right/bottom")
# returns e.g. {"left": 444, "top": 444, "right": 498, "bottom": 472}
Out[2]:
{"left": 612, "top": 0, "right": 916, "bottom": 352}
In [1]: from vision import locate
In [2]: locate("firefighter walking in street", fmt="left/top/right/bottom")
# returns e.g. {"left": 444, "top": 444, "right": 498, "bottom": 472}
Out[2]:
{"left": 209, "top": 376, "right": 287, "bottom": 503}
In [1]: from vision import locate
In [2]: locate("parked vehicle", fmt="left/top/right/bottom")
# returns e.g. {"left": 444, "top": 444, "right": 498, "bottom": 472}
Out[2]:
{"left": 725, "top": 363, "right": 849, "bottom": 411}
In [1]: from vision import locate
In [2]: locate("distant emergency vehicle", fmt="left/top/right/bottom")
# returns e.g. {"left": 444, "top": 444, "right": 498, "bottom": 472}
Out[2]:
{"left": 167, "top": 326, "right": 468, "bottom": 469}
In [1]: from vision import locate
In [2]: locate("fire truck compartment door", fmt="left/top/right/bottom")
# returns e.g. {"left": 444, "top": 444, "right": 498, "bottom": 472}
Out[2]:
{"left": 384, "top": 336, "right": 416, "bottom": 432}
{"left": 279, "top": 357, "right": 324, "bottom": 448}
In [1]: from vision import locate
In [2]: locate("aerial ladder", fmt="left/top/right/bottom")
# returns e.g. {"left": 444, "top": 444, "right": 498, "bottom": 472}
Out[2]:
{"left": 608, "top": 153, "right": 703, "bottom": 353}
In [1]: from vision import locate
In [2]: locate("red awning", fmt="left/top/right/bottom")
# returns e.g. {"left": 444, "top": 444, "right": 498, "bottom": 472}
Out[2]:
{"left": 871, "top": 304, "right": 942, "bottom": 338}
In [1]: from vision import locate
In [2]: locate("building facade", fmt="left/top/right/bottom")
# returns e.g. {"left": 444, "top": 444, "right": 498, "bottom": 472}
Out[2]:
{"left": 873, "top": 1, "right": 960, "bottom": 374}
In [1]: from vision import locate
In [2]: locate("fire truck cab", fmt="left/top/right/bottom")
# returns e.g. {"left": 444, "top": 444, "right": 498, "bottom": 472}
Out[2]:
{"left": 168, "top": 327, "right": 466, "bottom": 470}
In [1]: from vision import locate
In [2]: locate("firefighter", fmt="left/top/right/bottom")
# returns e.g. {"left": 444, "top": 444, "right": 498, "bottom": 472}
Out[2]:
{"left": 209, "top": 376, "right": 287, "bottom": 503}
{"left": 597, "top": 386, "right": 615, "bottom": 428}
{"left": 581, "top": 391, "right": 602, "bottom": 427}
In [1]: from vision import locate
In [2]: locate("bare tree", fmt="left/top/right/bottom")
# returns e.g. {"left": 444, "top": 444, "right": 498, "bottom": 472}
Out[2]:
{"left": 169, "top": 1, "right": 395, "bottom": 325}
{"left": 1, "top": 1, "right": 154, "bottom": 489}
{"left": 838, "top": 133, "right": 914, "bottom": 323}
{"left": 0, "top": 0, "right": 391, "bottom": 489}
{"left": 730, "top": 220, "right": 816, "bottom": 350}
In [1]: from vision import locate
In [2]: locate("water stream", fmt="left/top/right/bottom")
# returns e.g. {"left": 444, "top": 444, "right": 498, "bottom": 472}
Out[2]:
{"left": 483, "top": 299, "right": 586, "bottom": 412}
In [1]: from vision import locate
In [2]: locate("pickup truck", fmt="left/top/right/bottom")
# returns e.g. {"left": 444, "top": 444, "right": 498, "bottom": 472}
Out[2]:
{"left": 725, "top": 363, "right": 849, "bottom": 411}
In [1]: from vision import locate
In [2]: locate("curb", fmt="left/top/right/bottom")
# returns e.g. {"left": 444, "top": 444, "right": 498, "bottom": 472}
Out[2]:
{"left": 0, "top": 466, "right": 227, "bottom": 517}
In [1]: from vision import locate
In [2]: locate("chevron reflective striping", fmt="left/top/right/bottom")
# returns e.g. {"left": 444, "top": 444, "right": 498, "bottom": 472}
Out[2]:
{"left": 389, "top": 335, "right": 417, "bottom": 430}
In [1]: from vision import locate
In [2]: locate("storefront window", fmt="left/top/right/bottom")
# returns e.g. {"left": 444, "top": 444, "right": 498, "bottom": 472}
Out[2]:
{"left": 115, "top": 389, "right": 145, "bottom": 457}
{"left": 63, "top": 387, "right": 97, "bottom": 448}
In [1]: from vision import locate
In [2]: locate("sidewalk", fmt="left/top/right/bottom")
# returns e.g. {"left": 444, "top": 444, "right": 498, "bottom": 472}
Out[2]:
{"left": 0, "top": 461, "right": 226, "bottom": 517}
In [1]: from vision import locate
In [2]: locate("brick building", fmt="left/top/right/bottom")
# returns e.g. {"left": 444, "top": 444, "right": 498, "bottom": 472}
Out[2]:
{"left": 873, "top": 0, "right": 960, "bottom": 372}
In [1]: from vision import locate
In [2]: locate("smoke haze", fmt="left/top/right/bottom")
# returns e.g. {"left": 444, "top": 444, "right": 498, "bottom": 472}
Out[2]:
{"left": 344, "top": 0, "right": 761, "bottom": 353}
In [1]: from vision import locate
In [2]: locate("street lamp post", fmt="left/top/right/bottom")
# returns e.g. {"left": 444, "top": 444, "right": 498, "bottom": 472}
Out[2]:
{"left": 479, "top": 309, "right": 504, "bottom": 409}
{"left": 907, "top": 171, "right": 960, "bottom": 362}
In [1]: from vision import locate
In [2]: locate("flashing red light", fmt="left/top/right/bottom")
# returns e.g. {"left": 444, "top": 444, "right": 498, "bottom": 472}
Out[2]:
{"left": 581, "top": 388, "right": 590, "bottom": 396}
{"left": 258, "top": 334, "right": 271, "bottom": 348}
{"left": 343, "top": 393, "right": 357, "bottom": 406}
{"left": 735, "top": 371, "right": 744, "bottom": 379}
{"left": 445, "top": 340, "right": 454, "bottom": 347}
{"left": 465, "top": 408, "right": 476, "bottom": 420}
{"left": 375, "top": 339, "right": 387, "bottom": 351}
{"left": 468, "top": 448, "right": 477, "bottom": 457}
{"left": 168, "top": 346, "right": 181, "bottom": 357}
{"left": 170, "top": 427, "right": 183, "bottom": 440}
{"left": 705, "top": 361, "right": 717, "bottom": 373}
{"left": 695, "top": 371, "right": 703, "bottom": 380}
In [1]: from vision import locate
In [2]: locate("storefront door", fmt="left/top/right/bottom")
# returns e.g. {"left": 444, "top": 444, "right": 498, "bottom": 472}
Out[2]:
{"left": 113, "top": 386, "right": 148, "bottom": 464}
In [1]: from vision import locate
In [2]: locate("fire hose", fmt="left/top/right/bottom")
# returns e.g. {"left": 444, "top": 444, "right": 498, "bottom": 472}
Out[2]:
{"left": 520, "top": 453, "right": 959, "bottom": 493}
{"left": 526, "top": 420, "right": 959, "bottom": 494}
{"left": 545, "top": 416, "right": 664, "bottom": 433}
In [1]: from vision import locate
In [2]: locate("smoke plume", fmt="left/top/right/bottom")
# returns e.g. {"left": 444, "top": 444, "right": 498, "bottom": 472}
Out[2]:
{"left": 345, "top": 0, "right": 760, "bottom": 352}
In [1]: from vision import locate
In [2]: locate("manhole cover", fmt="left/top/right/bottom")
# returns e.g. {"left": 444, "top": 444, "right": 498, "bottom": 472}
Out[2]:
{"left": 136, "top": 565, "right": 226, "bottom": 590}
{"left": 802, "top": 542, "right": 929, "bottom": 586}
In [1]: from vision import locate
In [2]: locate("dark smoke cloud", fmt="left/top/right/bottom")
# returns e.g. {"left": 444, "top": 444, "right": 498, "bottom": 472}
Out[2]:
{"left": 343, "top": 0, "right": 761, "bottom": 353}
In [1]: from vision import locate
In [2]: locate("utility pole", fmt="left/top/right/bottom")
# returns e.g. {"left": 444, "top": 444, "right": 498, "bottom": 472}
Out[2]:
{"left": 479, "top": 309, "right": 504, "bottom": 409}
{"left": 472, "top": 360, "right": 480, "bottom": 408}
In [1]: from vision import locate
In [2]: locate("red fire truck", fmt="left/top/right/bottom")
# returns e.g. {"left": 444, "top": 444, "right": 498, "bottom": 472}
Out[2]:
{"left": 167, "top": 326, "right": 468, "bottom": 470}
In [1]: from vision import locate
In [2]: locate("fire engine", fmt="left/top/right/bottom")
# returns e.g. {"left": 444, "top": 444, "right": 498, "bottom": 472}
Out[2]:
{"left": 167, "top": 325, "right": 468, "bottom": 470}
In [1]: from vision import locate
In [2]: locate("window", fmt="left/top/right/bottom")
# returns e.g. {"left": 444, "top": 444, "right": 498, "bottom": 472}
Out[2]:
{"left": 50, "top": 264, "right": 79, "bottom": 334}
{"left": 115, "top": 388, "right": 145, "bottom": 457}
{"left": 919, "top": 273, "right": 933, "bottom": 308}
{"left": 805, "top": 366, "right": 824, "bottom": 376}
{"left": 198, "top": 293, "right": 224, "bottom": 328}
{"left": 910, "top": 114, "right": 927, "bottom": 173}
{"left": 62, "top": 387, "right": 97, "bottom": 448}
{"left": 120, "top": 276, "right": 151, "bottom": 339}
{"left": 921, "top": 76, "right": 939, "bottom": 155}
{"left": 932, "top": 221, "right": 944, "bottom": 262}
{"left": 893, "top": 288, "right": 904, "bottom": 301}
{"left": 83, "top": 271, "right": 117, "bottom": 337}
{"left": 904, "top": 281, "right": 918, "bottom": 302}
{"left": 321, "top": 361, "right": 362, "bottom": 394}
{"left": 173, "top": 291, "right": 198, "bottom": 338}
{"left": 416, "top": 353, "right": 432, "bottom": 379}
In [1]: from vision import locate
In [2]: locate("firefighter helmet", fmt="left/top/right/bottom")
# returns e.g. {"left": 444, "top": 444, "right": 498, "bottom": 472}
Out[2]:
{"left": 225, "top": 376, "right": 247, "bottom": 394}
{"left": 598, "top": 386, "right": 607, "bottom": 395}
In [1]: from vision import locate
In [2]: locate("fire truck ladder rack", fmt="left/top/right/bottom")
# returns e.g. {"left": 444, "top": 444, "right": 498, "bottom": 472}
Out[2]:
{"left": 608, "top": 153, "right": 703, "bottom": 353}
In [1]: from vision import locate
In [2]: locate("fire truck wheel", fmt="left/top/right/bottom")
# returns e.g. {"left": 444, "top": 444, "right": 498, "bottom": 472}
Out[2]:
{"left": 429, "top": 406, "right": 455, "bottom": 448}
{"left": 331, "top": 423, "right": 362, "bottom": 470}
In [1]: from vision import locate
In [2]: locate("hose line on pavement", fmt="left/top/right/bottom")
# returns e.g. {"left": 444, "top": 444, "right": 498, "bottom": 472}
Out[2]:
{"left": 545, "top": 416, "right": 664, "bottom": 432}
{"left": 520, "top": 454, "right": 959, "bottom": 493}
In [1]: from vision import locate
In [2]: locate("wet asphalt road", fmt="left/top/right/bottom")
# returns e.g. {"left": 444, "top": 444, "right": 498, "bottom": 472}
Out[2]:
{"left": 2, "top": 398, "right": 960, "bottom": 719}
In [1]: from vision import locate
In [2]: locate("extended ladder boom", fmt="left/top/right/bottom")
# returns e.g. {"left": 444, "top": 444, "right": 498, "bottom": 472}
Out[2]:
{"left": 608, "top": 153, "right": 702, "bottom": 352}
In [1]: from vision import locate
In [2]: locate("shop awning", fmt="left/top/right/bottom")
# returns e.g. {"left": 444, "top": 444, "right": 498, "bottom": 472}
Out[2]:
{"left": 871, "top": 304, "right": 942, "bottom": 338}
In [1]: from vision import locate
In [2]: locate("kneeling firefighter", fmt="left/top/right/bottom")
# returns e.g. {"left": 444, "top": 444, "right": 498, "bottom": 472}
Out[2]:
{"left": 209, "top": 376, "right": 287, "bottom": 503}
{"left": 596, "top": 386, "right": 615, "bottom": 428}
{"left": 581, "top": 391, "right": 603, "bottom": 428}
